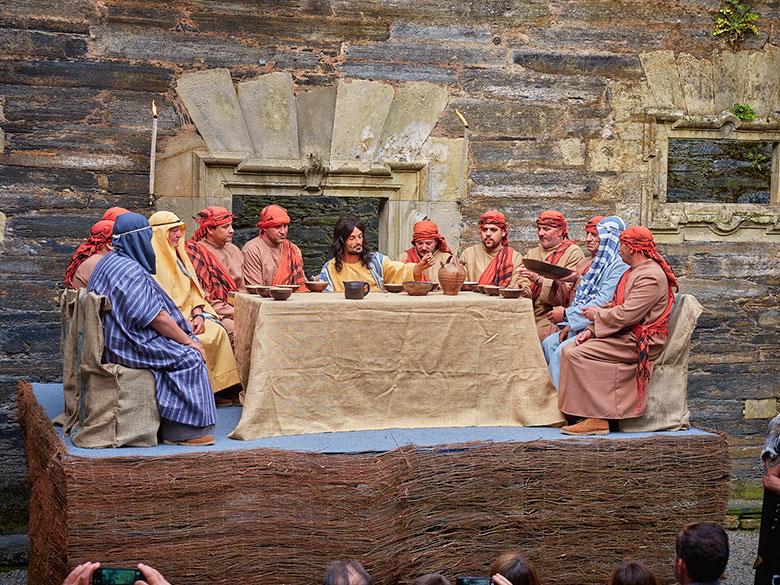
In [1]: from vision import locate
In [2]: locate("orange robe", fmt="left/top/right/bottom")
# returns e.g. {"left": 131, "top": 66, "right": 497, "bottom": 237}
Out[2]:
{"left": 197, "top": 239, "right": 245, "bottom": 340}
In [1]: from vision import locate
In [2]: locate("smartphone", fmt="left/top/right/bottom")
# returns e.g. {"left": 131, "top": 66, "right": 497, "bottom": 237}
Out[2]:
{"left": 92, "top": 567, "right": 143, "bottom": 585}
{"left": 456, "top": 577, "right": 492, "bottom": 585}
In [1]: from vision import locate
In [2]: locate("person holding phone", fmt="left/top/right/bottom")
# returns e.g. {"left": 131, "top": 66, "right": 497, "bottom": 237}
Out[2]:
{"left": 62, "top": 562, "right": 170, "bottom": 585}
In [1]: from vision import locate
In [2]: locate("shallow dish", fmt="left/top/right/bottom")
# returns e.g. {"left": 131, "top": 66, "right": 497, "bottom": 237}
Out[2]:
{"left": 460, "top": 281, "right": 478, "bottom": 292}
{"left": 499, "top": 288, "right": 523, "bottom": 299}
{"left": 403, "top": 281, "right": 434, "bottom": 296}
{"left": 384, "top": 283, "right": 404, "bottom": 293}
{"left": 483, "top": 285, "right": 501, "bottom": 296}
{"left": 245, "top": 285, "right": 263, "bottom": 296}
{"left": 276, "top": 284, "right": 301, "bottom": 292}
{"left": 522, "top": 258, "right": 576, "bottom": 280}
{"left": 269, "top": 287, "right": 293, "bottom": 301}
{"left": 304, "top": 280, "right": 328, "bottom": 292}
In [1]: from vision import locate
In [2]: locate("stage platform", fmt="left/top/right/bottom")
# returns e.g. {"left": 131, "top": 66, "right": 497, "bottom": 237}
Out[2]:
{"left": 18, "top": 381, "right": 730, "bottom": 585}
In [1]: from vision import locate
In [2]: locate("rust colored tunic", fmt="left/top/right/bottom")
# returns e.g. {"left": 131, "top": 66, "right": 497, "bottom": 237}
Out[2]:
{"left": 558, "top": 259, "right": 669, "bottom": 420}
{"left": 72, "top": 250, "right": 109, "bottom": 289}
{"left": 242, "top": 236, "right": 305, "bottom": 286}
{"left": 198, "top": 239, "right": 245, "bottom": 340}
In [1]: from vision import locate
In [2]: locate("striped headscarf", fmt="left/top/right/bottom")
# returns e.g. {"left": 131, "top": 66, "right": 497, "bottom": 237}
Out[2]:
{"left": 572, "top": 215, "right": 626, "bottom": 306}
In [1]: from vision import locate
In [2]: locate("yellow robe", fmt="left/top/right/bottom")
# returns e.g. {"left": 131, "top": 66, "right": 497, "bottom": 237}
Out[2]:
{"left": 149, "top": 211, "right": 240, "bottom": 393}
{"left": 323, "top": 256, "right": 415, "bottom": 292}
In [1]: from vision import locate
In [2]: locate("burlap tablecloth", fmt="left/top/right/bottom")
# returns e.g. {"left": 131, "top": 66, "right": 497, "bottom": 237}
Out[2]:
{"left": 230, "top": 292, "right": 564, "bottom": 439}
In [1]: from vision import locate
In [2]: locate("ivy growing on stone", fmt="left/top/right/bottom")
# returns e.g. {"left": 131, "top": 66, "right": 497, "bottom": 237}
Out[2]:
{"left": 713, "top": 0, "right": 760, "bottom": 47}
{"left": 730, "top": 103, "right": 757, "bottom": 122}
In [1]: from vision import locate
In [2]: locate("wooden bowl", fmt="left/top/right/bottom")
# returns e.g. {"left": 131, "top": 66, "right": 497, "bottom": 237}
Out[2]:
{"left": 304, "top": 280, "right": 328, "bottom": 292}
{"left": 483, "top": 285, "right": 500, "bottom": 296}
{"left": 460, "top": 281, "right": 478, "bottom": 292}
{"left": 499, "top": 288, "right": 523, "bottom": 299}
{"left": 269, "top": 287, "right": 293, "bottom": 301}
{"left": 403, "top": 281, "right": 434, "bottom": 296}
{"left": 384, "top": 283, "right": 404, "bottom": 293}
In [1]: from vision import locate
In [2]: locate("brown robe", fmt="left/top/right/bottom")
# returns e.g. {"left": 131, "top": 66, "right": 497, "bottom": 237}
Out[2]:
{"left": 198, "top": 239, "right": 245, "bottom": 340}
{"left": 536, "top": 256, "right": 593, "bottom": 341}
{"left": 521, "top": 242, "right": 584, "bottom": 337}
{"left": 458, "top": 244, "right": 527, "bottom": 291}
{"left": 558, "top": 259, "right": 670, "bottom": 420}
{"left": 72, "top": 250, "right": 109, "bottom": 289}
{"left": 395, "top": 249, "right": 452, "bottom": 283}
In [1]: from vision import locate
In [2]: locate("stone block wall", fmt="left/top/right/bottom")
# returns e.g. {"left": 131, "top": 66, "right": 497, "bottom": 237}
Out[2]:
{"left": 0, "top": 0, "right": 778, "bottom": 536}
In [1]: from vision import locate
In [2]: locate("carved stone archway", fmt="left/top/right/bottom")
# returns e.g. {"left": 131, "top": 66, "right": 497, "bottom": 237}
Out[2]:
{"left": 154, "top": 70, "right": 467, "bottom": 258}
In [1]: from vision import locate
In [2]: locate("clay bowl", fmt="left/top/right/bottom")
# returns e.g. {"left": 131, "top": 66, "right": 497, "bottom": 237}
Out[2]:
{"left": 277, "top": 284, "right": 301, "bottom": 292}
{"left": 304, "top": 280, "right": 328, "bottom": 292}
{"left": 245, "top": 285, "right": 263, "bottom": 296}
{"left": 403, "top": 281, "right": 434, "bottom": 296}
{"left": 483, "top": 285, "right": 501, "bottom": 296}
{"left": 426, "top": 281, "right": 439, "bottom": 291}
{"left": 500, "top": 288, "right": 523, "bottom": 299}
{"left": 255, "top": 285, "right": 272, "bottom": 298}
{"left": 269, "top": 287, "right": 293, "bottom": 301}
{"left": 475, "top": 285, "right": 486, "bottom": 294}
{"left": 384, "top": 283, "right": 404, "bottom": 293}
{"left": 460, "top": 281, "right": 478, "bottom": 292}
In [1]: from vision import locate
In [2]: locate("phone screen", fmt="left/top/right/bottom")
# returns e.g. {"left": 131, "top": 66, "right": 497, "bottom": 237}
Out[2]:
{"left": 92, "top": 567, "right": 143, "bottom": 585}
{"left": 455, "top": 577, "right": 492, "bottom": 585}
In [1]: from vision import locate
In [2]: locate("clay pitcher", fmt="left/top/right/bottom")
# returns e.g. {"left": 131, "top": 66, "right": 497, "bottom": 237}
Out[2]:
{"left": 438, "top": 255, "right": 466, "bottom": 295}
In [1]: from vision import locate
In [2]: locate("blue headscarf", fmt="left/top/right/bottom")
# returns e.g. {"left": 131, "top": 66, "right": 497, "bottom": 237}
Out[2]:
{"left": 572, "top": 215, "right": 626, "bottom": 306}
{"left": 112, "top": 212, "right": 156, "bottom": 274}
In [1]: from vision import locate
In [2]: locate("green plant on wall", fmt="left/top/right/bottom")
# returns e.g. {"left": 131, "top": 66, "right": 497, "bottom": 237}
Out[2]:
{"left": 713, "top": 0, "right": 760, "bottom": 47}
{"left": 746, "top": 143, "right": 770, "bottom": 171}
{"left": 730, "top": 103, "right": 757, "bottom": 122}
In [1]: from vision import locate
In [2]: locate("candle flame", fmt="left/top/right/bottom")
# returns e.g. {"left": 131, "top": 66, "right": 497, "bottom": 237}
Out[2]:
{"left": 152, "top": 100, "right": 158, "bottom": 118}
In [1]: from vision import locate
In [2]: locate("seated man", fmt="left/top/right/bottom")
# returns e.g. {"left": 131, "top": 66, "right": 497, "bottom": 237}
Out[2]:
{"left": 541, "top": 216, "right": 629, "bottom": 388}
{"left": 185, "top": 206, "right": 245, "bottom": 342}
{"left": 149, "top": 211, "right": 241, "bottom": 402}
{"left": 319, "top": 216, "right": 431, "bottom": 291}
{"left": 459, "top": 210, "right": 525, "bottom": 289}
{"left": 558, "top": 226, "right": 678, "bottom": 435}
{"left": 518, "top": 210, "right": 584, "bottom": 339}
{"left": 397, "top": 220, "right": 453, "bottom": 283}
{"left": 242, "top": 204, "right": 306, "bottom": 288}
{"left": 675, "top": 523, "right": 729, "bottom": 585}
{"left": 64, "top": 220, "right": 114, "bottom": 289}
{"left": 88, "top": 213, "right": 216, "bottom": 446}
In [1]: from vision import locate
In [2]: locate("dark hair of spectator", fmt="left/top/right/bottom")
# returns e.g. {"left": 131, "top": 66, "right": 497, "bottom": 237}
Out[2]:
{"left": 608, "top": 560, "right": 659, "bottom": 585}
{"left": 323, "top": 560, "right": 373, "bottom": 585}
{"left": 490, "top": 551, "right": 540, "bottom": 585}
{"left": 675, "top": 522, "right": 729, "bottom": 583}
{"left": 331, "top": 216, "right": 372, "bottom": 271}
{"left": 413, "top": 573, "right": 451, "bottom": 585}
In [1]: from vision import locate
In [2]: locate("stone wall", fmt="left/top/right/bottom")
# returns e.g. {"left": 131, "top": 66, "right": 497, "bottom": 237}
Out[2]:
{"left": 1, "top": 0, "right": 779, "bottom": 538}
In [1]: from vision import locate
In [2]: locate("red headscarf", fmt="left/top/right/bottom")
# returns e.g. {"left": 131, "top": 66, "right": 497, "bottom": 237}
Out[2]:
{"left": 103, "top": 207, "right": 130, "bottom": 221}
{"left": 257, "top": 205, "right": 291, "bottom": 232}
{"left": 620, "top": 226, "right": 678, "bottom": 290}
{"left": 405, "top": 220, "right": 451, "bottom": 257}
{"left": 64, "top": 220, "right": 114, "bottom": 288}
{"left": 478, "top": 210, "right": 509, "bottom": 246}
{"left": 191, "top": 206, "right": 235, "bottom": 242}
{"left": 536, "top": 210, "right": 569, "bottom": 238}
{"left": 584, "top": 215, "right": 605, "bottom": 236}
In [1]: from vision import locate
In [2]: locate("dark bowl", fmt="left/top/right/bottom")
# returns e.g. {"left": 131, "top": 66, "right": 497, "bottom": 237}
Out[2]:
{"left": 460, "top": 281, "right": 478, "bottom": 292}
{"left": 384, "top": 283, "right": 404, "bottom": 293}
{"left": 276, "top": 284, "right": 301, "bottom": 292}
{"left": 269, "top": 287, "right": 293, "bottom": 301}
{"left": 304, "top": 280, "right": 328, "bottom": 292}
{"left": 483, "top": 285, "right": 501, "bottom": 296}
{"left": 500, "top": 288, "right": 523, "bottom": 299}
{"left": 403, "top": 281, "right": 434, "bottom": 296}
{"left": 245, "top": 285, "right": 263, "bottom": 296}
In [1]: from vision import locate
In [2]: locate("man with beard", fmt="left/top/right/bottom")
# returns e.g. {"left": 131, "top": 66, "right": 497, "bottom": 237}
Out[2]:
{"left": 396, "top": 220, "right": 453, "bottom": 284}
{"left": 518, "top": 210, "right": 584, "bottom": 337}
{"left": 459, "top": 210, "right": 525, "bottom": 289}
{"left": 319, "top": 216, "right": 432, "bottom": 292}
{"left": 242, "top": 204, "right": 306, "bottom": 289}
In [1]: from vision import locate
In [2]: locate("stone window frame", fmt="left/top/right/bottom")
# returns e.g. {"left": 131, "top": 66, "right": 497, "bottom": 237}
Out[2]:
{"left": 644, "top": 112, "right": 780, "bottom": 243}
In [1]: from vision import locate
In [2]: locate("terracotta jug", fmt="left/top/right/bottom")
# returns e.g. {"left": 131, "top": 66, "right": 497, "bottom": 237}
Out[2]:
{"left": 438, "top": 255, "right": 466, "bottom": 295}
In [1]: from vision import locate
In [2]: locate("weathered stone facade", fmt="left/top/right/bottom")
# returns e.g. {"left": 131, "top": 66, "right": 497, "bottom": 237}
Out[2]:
{"left": 1, "top": 0, "right": 779, "bottom": 540}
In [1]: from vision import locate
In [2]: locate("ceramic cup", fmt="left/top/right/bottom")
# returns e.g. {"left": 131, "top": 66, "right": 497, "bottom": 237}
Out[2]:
{"left": 344, "top": 281, "right": 370, "bottom": 299}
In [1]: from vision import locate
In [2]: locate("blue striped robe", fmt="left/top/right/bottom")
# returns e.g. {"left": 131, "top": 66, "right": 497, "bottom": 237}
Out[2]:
{"left": 88, "top": 252, "right": 216, "bottom": 428}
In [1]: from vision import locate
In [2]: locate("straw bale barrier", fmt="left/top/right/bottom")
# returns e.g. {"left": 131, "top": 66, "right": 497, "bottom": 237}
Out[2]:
{"left": 18, "top": 381, "right": 729, "bottom": 585}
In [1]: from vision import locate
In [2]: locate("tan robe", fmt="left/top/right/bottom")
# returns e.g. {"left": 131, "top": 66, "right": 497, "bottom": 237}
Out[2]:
{"left": 521, "top": 242, "right": 584, "bottom": 337}
{"left": 395, "top": 249, "right": 452, "bottom": 283}
{"left": 72, "top": 251, "right": 108, "bottom": 289}
{"left": 198, "top": 239, "right": 245, "bottom": 340}
{"left": 242, "top": 236, "right": 305, "bottom": 286}
{"left": 458, "top": 244, "right": 527, "bottom": 290}
{"left": 537, "top": 256, "right": 593, "bottom": 341}
{"left": 558, "top": 259, "right": 670, "bottom": 420}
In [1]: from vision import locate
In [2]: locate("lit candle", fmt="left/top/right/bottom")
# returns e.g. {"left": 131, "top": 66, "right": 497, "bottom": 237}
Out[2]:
{"left": 149, "top": 100, "right": 158, "bottom": 206}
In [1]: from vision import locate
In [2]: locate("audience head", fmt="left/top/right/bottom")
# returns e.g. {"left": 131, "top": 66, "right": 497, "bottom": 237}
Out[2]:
{"left": 411, "top": 220, "right": 450, "bottom": 256}
{"left": 414, "top": 574, "right": 451, "bottom": 585}
{"left": 331, "top": 216, "right": 372, "bottom": 270}
{"left": 535, "top": 210, "right": 568, "bottom": 249}
{"left": 478, "top": 210, "right": 508, "bottom": 251}
{"left": 490, "top": 551, "right": 540, "bottom": 585}
{"left": 257, "top": 204, "right": 291, "bottom": 244}
{"left": 674, "top": 522, "right": 729, "bottom": 585}
{"left": 323, "top": 560, "right": 373, "bottom": 585}
{"left": 192, "top": 206, "right": 235, "bottom": 246}
{"left": 608, "top": 560, "right": 658, "bottom": 585}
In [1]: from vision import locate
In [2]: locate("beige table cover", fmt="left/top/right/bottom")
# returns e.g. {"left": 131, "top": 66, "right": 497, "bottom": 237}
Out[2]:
{"left": 231, "top": 292, "right": 564, "bottom": 439}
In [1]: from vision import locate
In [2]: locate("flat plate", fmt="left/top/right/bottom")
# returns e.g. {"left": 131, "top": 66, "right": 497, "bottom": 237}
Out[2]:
{"left": 522, "top": 258, "right": 576, "bottom": 280}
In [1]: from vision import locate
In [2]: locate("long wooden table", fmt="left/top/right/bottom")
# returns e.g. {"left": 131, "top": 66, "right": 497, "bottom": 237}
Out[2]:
{"left": 231, "top": 291, "right": 564, "bottom": 439}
